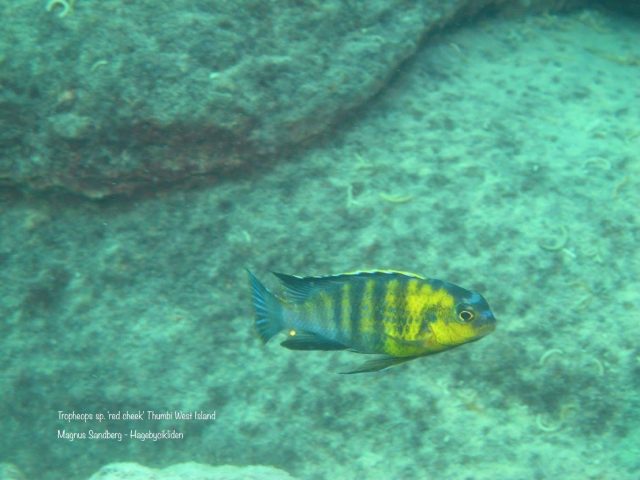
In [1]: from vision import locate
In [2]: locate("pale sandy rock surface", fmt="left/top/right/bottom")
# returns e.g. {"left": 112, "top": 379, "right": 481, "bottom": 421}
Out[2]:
{"left": 87, "top": 463, "right": 298, "bottom": 480}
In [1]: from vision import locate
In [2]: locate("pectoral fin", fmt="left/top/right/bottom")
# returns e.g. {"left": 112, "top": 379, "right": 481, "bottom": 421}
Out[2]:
{"left": 340, "top": 355, "right": 418, "bottom": 374}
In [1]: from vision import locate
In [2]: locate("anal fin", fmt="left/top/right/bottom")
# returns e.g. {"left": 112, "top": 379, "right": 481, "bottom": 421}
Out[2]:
{"left": 280, "top": 331, "right": 348, "bottom": 351}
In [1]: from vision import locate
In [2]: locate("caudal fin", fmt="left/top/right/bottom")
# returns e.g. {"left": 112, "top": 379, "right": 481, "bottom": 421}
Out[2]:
{"left": 247, "top": 270, "right": 284, "bottom": 342}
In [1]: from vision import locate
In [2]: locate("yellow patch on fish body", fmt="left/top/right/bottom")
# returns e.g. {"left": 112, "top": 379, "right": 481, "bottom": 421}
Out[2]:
{"left": 319, "top": 292, "right": 333, "bottom": 323}
{"left": 248, "top": 269, "right": 497, "bottom": 373}
{"left": 359, "top": 279, "right": 376, "bottom": 334}
{"left": 340, "top": 283, "right": 352, "bottom": 338}
{"left": 381, "top": 280, "right": 456, "bottom": 357}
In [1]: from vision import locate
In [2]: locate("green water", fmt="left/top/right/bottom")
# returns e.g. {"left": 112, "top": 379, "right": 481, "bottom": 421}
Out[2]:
{"left": 1, "top": 2, "right": 638, "bottom": 479}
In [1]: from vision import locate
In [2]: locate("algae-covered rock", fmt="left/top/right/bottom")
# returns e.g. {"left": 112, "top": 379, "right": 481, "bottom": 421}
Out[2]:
{"left": 87, "top": 463, "right": 299, "bottom": 480}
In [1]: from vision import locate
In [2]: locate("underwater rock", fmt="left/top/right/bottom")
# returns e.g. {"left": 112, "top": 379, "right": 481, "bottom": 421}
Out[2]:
{"left": 0, "top": 0, "right": 584, "bottom": 198}
{"left": 87, "top": 463, "right": 299, "bottom": 480}
{"left": 598, "top": 0, "right": 640, "bottom": 16}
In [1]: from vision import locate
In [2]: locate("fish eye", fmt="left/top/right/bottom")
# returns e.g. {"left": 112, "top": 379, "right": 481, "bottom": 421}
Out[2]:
{"left": 456, "top": 305, "right": 475, "bottom": 323}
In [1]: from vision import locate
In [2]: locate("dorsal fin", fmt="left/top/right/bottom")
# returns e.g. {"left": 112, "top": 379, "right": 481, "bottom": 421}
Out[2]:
{"left": 271, "top": 272, "right": 322, "bottom": 302}
{"left": 271, "top": 270, "right": 425, "bottom": 303}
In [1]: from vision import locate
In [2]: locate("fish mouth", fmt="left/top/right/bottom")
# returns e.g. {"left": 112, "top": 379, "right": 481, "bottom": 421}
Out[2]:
{"left": 476, "top": 322, "right": 496, "bottom": 337}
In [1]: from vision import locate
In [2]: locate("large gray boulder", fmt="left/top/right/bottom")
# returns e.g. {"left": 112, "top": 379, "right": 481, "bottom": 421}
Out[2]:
{"left": 0, "top": 0, "right": 582, "bottom": 198}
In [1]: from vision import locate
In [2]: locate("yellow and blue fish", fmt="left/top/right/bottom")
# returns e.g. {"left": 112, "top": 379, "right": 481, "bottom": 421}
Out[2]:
{"left": 248, "top": 270, "right": 496, "bottom": 374}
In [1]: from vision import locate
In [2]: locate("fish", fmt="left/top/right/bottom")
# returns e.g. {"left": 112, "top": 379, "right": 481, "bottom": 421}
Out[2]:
{"left": 247, "top": 270, "right": 496, "bottom": 374}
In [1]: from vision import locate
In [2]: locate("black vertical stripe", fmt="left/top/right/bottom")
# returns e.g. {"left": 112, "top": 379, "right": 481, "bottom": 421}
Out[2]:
{"left": 398, "top": 277, "right": 411, "bottom": 337}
